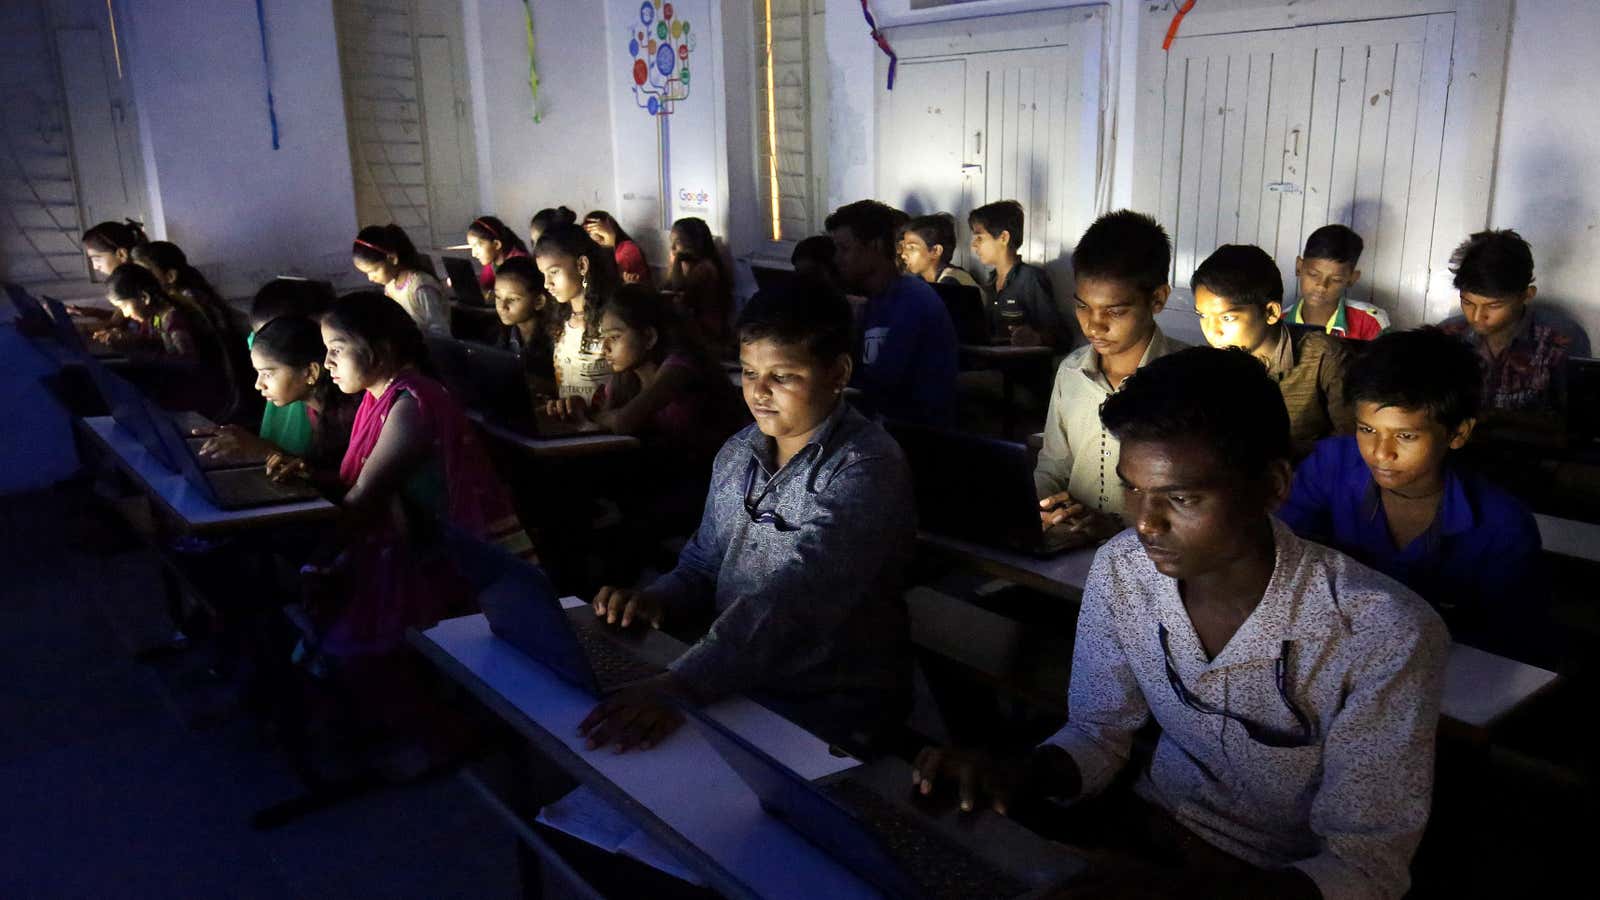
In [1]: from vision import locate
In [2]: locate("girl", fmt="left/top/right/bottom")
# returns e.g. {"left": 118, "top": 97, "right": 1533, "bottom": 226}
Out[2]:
{"left": 350, "top": 225, "right": 449, "bottom": 338}
{"left": 490, "top": 256, "right": 556, "bottom": 396}
{"left": 535, "top": 223, "right": 616, "bottom": 403}
{"left": 664, "top": 217, "right": 732, "bottom": 352}
{"left": 529, "top": 205, "right": 577, "bottom": 250}
{"left": 82, "top": 219, "right": 147, "bottom": 276}
{"left": 132, "top": 240, "right": 254, "bottom": 420}
{"left": 95, "top": 264, "right": 199, "bottom": 357}
{"left": 245, "top": 316, "right": 358, "bottom": 487}
{"left": 582, "top": 210, "right": 651, "bottom": 285}
{"left": 551, "top": 284, "right": 742, "bottom": 466}
{"left": 309, "top": 290, "right": 532, "bottom": 658}
{"left": 465, "top": 215, "right": 529, "bottom": 293}
{"left": 201, "top": 278, "right": 336, "bottom": 463}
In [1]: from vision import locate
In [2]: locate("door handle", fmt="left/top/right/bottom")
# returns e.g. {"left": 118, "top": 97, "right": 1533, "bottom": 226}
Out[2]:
{"left": 975, "top": 130, "right": 983, "bottom": 155}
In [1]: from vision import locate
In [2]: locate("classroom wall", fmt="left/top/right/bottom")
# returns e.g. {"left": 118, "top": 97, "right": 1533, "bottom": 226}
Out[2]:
{"left": 463, "top": 0, "right": 617, "bottom": 241}
{"left": 119, "top": 0, "right": 359, "bottom": 297}
{"left": 1488, "top": 0, "right": 1600, "bottom": 343}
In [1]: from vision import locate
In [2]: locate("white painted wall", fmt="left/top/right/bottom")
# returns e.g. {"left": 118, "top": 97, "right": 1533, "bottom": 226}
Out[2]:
{"left": 120, "top": 0, "right": 358, "bottom": 296}
{"left": 464, "top": 0, "right": 616, "bottom": 242}
{"left": 1487, "top": 0, "right": 1600, "bottom": 344}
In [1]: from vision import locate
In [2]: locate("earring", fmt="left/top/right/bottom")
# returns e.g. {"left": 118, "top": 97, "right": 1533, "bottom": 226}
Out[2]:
{"left": 581, "top": 276, "right": 589, "bottom": 293}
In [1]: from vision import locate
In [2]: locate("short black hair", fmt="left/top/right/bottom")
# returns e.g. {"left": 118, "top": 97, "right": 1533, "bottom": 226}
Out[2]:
{"left": 1071, "top": 210, "right": 1171, "bottom": 296}
{"left": 1190, "top": 244, "right": 1284, "bottom": 311}
{"left": 823, "top": 200, "right": 900, "bottom": 260}
{"left": 1345, "top": 327, "right": 1482, "bottom": 429}
{"left": 791, "top": 235, "right": 836, "bottom": 268}
{"left": 968, "top": 200, "right": 1025, "bottom": 251}
{"left": 1302, "top": 224, "right": 1364, "bottom": 266}
{"left": 905, "top": 214, "right": 959, "bottom": 268}
{"left": 1450, "top": 229, "right": 1534, "bottom": 300}
{"left": 737, "top": 275, "right": 854, "bottom": 363}
{"left": 1100, "top": 346, "right": 1292, "bottom": 479}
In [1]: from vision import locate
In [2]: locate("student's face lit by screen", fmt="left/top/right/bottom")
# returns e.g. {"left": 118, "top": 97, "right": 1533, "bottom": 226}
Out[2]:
{"left": 86, "top": 247, "right": 125, "bottom": 276}
{"left": 250, "top": 346, "right": 315, "bottom": 407}
{"left": 467, "top": 232, "right": 501, "bottom": 268}
{"left": 493, "top": 277, "right": 542, "bottom": 327}
{"left": 1458, "top": 290, "right": 1528, "bottom": 341}
{"left": 536, "top": 251, "right": 588, "bottom": 306}
{"left": 353, "top": 255, "right": 399, "bottom": 287}
{"left": 739, "top": 338, "right": 848, "bottom": 446}
{"left": 1295, "top": 257, "right": 1359, "bottom": 309}
{"left": 106, "top": 289, "right": 148, "bottom": 322}
{"left": 598, "top": 310, "right": 653, "bottom": 374}
{"left": 1074, "top": 277, "right": 1163, "bottom": 359}
{"left": 1354, "top": 401, "right": 1471, "bottom": 496}
{"left": 1193, "top": 285, "right": 1279, "bottom": 355}
{"left": 1118, "top": 438, "right": 1277, "bottom": 581}
{"left": 898, "top": 233, "right": 939, "bottom": 280}
{"left": 320, "top": 324, "right": 376, "bottom": 395}
{"left": 968, "top": 224, "right": 1006, "bottom": 268}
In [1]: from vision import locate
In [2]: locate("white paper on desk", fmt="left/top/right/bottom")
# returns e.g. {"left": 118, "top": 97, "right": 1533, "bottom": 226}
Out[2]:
{"left": 536, "top": 786, "right": 707, "bottom": 887}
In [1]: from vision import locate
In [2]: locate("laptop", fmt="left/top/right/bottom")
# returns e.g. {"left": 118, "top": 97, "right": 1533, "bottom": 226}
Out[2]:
{"left": 473, "top": 547, "right": 664, "bottom": 696}
{"left": 929, "top": 281, "right": 990, "bottom": 346}
{"left": 428, "top": 337, "right": 584, "bottom": 438}
{"left": 442, "top": 256, "right": 489, "bottom": 307}
{"left": 683, "top": 706, "right": 1050, "bottom": 900}
{"left": 888, "top": 422, "right": 1095, "bottom": 558}
{"left": 1567, "top": 357, "right": 1600, "bottom": 446}
{"left": 141, "top": 400, "right": 321, "bottom": 510}
{"left": 39, "top": 296, "right": 124, "bottom": 360}
{"left": 4, "top": 283, "right": 49, "bottom": 329}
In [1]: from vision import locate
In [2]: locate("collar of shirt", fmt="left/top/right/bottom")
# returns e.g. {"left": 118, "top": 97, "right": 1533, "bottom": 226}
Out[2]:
{"left": 1259, "top": 323, "right": 1297, "bottom": 379}
{"left": 1358, "top": 462, "right": 1477, "bottom": 543}
{"left": 1073, "top": 326, "right": 1177, "bottom": 391}
{"left": 1458, "top": 304, "right": 1538, "bottom": 354}
{"left": 739, "top": 398, "right": 852, "bottom": 477}
{"left": 1290, "top": 298, "right": 1349, "bottom": 336}
{"left": 1152, "top": 519, "right": 1329, "bottom": 677}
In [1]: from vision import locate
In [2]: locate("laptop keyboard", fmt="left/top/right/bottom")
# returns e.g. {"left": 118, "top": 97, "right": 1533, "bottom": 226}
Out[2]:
{"left": 572, "top": 620, "right": 662, "bottom": 690}
{"left": 824, "top": 778, "right": 1027, "bottom": 900}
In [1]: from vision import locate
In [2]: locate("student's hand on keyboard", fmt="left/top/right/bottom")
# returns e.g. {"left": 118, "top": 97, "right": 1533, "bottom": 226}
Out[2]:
{"left": 544, "top": 395, "right": 587, "bottom": 422}
{"left": 1039, "top": 492, "right": 1090, "bottom": 531}
{"left": 911, "top": 747, "right": 1028, "bottom": 815}
{"left": 1008, "top": 324, "right": 1042, "bottom": 348}
{"left": 265, "top": 453, "right": 308, "bottom": 482}
{"left": 200, "top": 425, "right": 269, "bottom": 460}
{"left": 577, "top": 674, "right": 692, "bottom": 753}
{"left": 591, "top": 586, "right": 663, "bottom": 629}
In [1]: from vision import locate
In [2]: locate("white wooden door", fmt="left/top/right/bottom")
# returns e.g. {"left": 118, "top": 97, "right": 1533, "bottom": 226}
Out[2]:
{"left": 876, "top": 8, "right": 1105, "bottom": 277}
{"left": 1158, "top": 13, "right": 1453, "bottom": 327}
{"left": 334, "top": 0, "right": 479, "bottom": 252}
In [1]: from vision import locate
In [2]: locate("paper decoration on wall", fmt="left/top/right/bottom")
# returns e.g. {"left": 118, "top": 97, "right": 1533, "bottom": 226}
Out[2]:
{"left": 625, "top": 0, "right": 695, "bottom": 118}
{"left": 254, "top": 0, "right": 280, "bottom": 149}
{"left": 859, "top": 0, "right": 897, "bottom": 90}
{"left": 1163, "top": 0, "right": 1197, "bottom": 51}
{"left": 523, "top": 0, "right": 542, "bottom": 122}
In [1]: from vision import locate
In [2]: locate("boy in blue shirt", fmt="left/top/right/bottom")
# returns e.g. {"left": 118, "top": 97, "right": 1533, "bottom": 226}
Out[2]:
{"left": 968, "top": 200, "right": 1065, "bottom": 348}
{"left": 1278, "top": 327, "right": 1546, "bottom": 662}
{"left": 826, "top": 200, "right": 959, "bottom": 425}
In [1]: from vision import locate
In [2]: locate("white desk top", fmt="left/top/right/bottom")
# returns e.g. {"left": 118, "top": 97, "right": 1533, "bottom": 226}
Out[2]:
{"left": 79, "top": 416, "right": 336, "bottom": 533}
{"left": 1534, "top": 512, "right": 1600, "bottom": 563}
{"left": 465, "top": 409, "right": 639, "bottom": 458}
{"left": 959, "top": 343, "right": 1055, "bottom": 359}
{"left": 415, "top": 613, "right": 876, "bottom": 900}
{"left": 919, "top": 529, "right": 1560, "bottom": 731}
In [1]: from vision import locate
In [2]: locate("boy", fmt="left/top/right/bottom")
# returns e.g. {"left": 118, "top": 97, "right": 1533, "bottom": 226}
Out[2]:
{"left": 899, "top": 213, "right": 981, "bottom": 290}
{"left": 968, "top": 200, "right": 1064, "bottom": 347}
{"left": 1192, "top": 244, "right": 1354, "bottom": 448}
{"left": 578, "top": 282, "right": 915, "bottom": 752}
{"left": 1035, "top": 210, "right": 1186, "bottom": 540}
{"left": 1278, "top": 327, "right": 1545, "bottom": 662}
{"left": 1438, "top": 229, "right": 1591, "bottom": 415}
{"left": 790, "top": 234, "right": 840, "bottom": 291}
{"left": 1286, "top": 224, "right": 1389, "bottom": 340}
{"left": 826, "top": 200, "right": 960, "bottom": 426}
{"left": 916, "top": 347, "right": 1448, "bottom": 900}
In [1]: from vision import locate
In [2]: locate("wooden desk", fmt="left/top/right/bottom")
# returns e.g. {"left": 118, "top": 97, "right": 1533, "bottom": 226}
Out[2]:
{"left": 465, "top": 409, "right": 640, "bottom": 459}
{"left": 77, "top": 415, "right": 335, "bottom": 534}
{"left": 410, "top": 612, "right": 877, "bottom": 900}
{"left": 918, "top": 531, "right": 1097, "bottom": 600}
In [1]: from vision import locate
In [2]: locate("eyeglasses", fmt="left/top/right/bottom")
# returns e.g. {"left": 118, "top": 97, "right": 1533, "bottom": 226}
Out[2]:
{"left": 742, "top": 460, "right": 798, "bottom": 532}
{"left": 1156, "top": 623, "right": 1315, "bottom": 749}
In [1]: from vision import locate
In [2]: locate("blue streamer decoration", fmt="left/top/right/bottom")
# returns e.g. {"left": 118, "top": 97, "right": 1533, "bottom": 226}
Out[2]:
{"left": 255, "top": 0, "right": 280, "bottom": 149}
